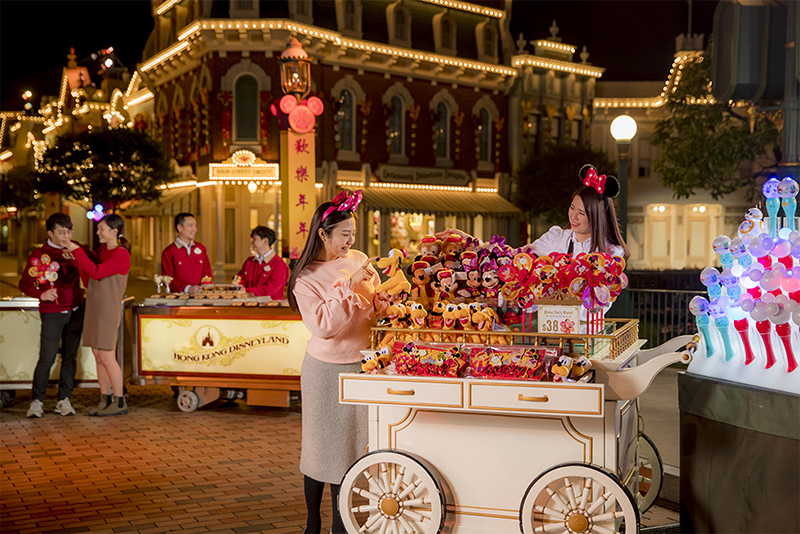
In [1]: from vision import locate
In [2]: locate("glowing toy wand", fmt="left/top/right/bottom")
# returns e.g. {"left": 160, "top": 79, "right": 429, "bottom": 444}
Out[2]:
{"left": 763, "top": 177, "right": 781, "bottom": 238}
{"left": 779, "top": 177, "right": 799, "bottom": 233}
{"left": 690, "top": 296, "right": 715, "bottom": 358}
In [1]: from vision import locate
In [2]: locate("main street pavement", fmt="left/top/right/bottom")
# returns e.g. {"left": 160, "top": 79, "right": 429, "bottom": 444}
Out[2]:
{"left": 1, "top": 386, "right": 679, "bottom": 534}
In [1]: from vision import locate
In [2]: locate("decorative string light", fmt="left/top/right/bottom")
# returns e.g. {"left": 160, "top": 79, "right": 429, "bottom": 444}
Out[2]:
{"left": 336, "top": 180, "right": 496, "bottom": 193}
{"left": 512, "top": 56, "right": 603, "bottom": 78}
{"left": 535, "top": 40, "right": 576, "bottom": 54}
{"left": 418, "top": 0, "right": 503, "bottom": 18}
{"left": 155, "top": 0, "right": 182, "bottom": 16}
{"left": 170, "top": 19, "right": 517, "bottom": 78}
{"left": 124, "top": 90, "right": 154, "bottom": 109}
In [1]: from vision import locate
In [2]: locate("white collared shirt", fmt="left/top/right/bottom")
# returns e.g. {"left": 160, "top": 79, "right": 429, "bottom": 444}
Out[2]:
{"left": 175, "top": 237, "right": 194, "bottom": 255}
{"left": 253, "top": 248, "right": 275, "bottom": 264}
{"left": 530, "top": 226, "right": 624, "bottom": 258}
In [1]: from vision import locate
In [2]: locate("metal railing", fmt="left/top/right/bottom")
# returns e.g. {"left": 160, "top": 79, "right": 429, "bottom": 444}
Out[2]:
{"left": 607, "top": 288, "right": 705, "bottom": 349}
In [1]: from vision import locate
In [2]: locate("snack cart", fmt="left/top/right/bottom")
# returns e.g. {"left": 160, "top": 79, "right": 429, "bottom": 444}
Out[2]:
{"left": 0, "top": 296, "right": 135, "bottom": 408}
{"left": 337, "top": 322, "right": 695, "bottom": 534}
{"left": 133, "top": 291, "right": 311, "bottom": 412}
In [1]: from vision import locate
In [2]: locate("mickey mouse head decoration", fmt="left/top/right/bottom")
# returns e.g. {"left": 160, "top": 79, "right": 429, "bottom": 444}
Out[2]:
{"left": 279, "top": 94, "right": 325, "bottom": 134}
{"left": 578, "top": 164, "right": 620, "bottom": 198}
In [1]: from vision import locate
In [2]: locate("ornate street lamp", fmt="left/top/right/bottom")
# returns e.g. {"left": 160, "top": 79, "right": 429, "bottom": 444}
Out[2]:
{"left": 610, "top": 115, "right": 637, "bottom": 239}
{"left": 278, "top": 36, "right": 312, "bottom": 103}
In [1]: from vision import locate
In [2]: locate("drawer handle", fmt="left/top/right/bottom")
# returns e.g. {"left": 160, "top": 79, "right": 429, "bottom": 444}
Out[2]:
{"left": 518, "top": 394, "right": 549, "bottom": 403}
{"left": 387, "top": 388, "right": 415, "bottom": 396}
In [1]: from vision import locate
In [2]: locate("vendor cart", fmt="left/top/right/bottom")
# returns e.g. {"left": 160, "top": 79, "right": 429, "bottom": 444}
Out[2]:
{"left": 0, "top": 296, "right": 134, "bottom": 408}
{"left": 133, "top": 301, "right": 311, "bottom": 412}
{"left": 337, "top": 322, "right": 696, "bottom": 534}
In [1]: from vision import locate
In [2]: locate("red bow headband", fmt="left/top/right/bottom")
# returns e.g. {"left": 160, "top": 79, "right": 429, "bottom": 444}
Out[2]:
{"left": 322, "top": 189, "right": 363, "bottom": 222}
{"left": 578, "top": 164, "right": 620, "bottom": 198}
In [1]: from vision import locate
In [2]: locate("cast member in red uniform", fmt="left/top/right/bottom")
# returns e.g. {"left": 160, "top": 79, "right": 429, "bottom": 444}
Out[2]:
{"left": 160, "top": 212, "right": 212, "bottom": 293}
{"left": 234, "top": 226, "right": 289, "bottom": 300}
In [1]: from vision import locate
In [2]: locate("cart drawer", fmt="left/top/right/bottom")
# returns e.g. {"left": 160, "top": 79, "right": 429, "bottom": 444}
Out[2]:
{"left": 468, "top": 382, "right": 604, "bottom": 416}
{"left": 340, "top": 376, "right": 464, "bottom": 408}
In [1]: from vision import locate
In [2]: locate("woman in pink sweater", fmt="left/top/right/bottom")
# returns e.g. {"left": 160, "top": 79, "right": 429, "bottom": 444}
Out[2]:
{"left": 288, "top": 190, "right": 387, "bottom": 534}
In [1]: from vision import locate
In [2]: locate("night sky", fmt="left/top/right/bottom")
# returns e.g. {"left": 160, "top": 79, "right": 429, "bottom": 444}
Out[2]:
{"left": 0, "top": 0, "right": 718, "bottom": 112}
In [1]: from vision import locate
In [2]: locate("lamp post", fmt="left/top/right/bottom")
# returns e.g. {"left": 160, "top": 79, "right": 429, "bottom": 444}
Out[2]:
{"left": 610, "top": 115, "right": 637, "bottom": 239}
{"left": 278, "top": 36, "right": 312, "bottom": 104}
{"left": 276, "top": 36, "right": 323, "bottom": 260}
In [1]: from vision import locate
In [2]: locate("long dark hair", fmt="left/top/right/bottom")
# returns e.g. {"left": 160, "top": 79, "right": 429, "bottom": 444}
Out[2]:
{"left": 287, "top": 199, "right": 357, "bottom": 312}
{"left": 101, "top": 214, "right": 132, "bottom": 253}
{"left": 572, "top": 187, "right": 629, "bottom": 259}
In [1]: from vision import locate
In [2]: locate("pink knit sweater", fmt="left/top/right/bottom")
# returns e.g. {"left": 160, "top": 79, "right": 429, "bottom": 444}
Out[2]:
{"left": 293, "top": 250, "right": 385, "bottom": 364}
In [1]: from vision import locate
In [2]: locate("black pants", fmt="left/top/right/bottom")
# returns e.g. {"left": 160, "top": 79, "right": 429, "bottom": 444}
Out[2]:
{"left": 31, "top": 304, "right": 85, "bottom": 402}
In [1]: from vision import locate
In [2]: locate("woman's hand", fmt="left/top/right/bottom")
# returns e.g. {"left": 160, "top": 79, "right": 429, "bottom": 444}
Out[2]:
{"left": 349, "top": 256, "right": 378, "bottom": 291}
{"left": 435, "top": 228, "right": 473, "bottom": 241}
{"left": 63, "top": 241, "right": 79, "bottom": 253}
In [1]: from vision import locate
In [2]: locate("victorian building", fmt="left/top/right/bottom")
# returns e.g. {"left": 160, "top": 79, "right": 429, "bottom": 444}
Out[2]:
{"left": 120, "top": 0, "right": 524, "bottom": 280}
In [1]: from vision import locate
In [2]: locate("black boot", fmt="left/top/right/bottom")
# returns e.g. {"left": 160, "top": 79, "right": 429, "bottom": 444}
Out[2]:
{"left": 303, "top": 475, "right": 324, "bottom": 534}
{"left": 330, "top": 483, "right": 346, "bottom": 534}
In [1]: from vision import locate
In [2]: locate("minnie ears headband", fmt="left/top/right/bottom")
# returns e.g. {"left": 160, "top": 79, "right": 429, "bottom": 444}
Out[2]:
{"left": 322, "top": 189, "right": 363, "bottom": 222}
{"left": 579, "top": 164, "right": 620, "bottom": 199}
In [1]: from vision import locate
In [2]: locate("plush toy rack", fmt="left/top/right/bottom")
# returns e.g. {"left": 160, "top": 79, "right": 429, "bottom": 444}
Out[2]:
{"left": 368, "top": 318, "right": 639, "bottom": 360}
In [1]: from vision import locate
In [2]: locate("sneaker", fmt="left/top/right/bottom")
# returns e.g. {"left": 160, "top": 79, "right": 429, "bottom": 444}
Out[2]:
{"left": 27, "top": 399, "right": 44, "bottom": 418}
{"left": 55, "top": 398, "right": 76, "bottom": 416}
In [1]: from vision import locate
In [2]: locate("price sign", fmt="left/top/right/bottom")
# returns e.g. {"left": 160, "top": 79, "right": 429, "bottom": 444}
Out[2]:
{"left": 536, "top": 302, "right": 581, "bottom": 335}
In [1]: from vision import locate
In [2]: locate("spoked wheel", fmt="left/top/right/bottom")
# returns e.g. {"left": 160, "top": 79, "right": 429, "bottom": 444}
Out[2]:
{"left": 519, "top": 463, "right": 640, "bottom": 534}
{"left": 635, "top": 433, "right": 663, "bottom": 514}
{"left": 177, "top": 390, "right": 200, "bottom": 413}
{"left": 339, "top": 449, "right": 445, "bottom": 534}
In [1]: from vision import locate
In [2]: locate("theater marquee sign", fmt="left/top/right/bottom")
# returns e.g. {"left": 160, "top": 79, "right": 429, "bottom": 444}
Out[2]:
{"left": 138, "top": 317, "right": 311, "bottom": 377}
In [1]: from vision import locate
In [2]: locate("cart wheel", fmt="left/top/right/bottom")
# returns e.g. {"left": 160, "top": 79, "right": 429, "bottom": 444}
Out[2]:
{"left": 0, "top": 390, "right": 15, "bottom": 409}
{"left": 177, "top": 390, "right": 201, "bottom": 413}
{"left": 519, "top": 462, "right": 640, "bottom": 534}
{"left": 635, "top": 433, "right": 663, "bottom": 514}
{"left": 339, "top": 449, "right": 445, "bottom": 534}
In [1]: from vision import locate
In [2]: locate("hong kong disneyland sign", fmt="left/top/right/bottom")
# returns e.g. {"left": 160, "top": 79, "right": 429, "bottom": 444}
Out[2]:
{"left": 138, "top": 317, "right": 312, "bottom": 377}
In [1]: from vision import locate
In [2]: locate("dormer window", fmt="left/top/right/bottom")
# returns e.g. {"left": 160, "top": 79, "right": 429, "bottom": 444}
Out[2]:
{"left": 433, "top": 9, "right": 457, "bottom": 55}
{"left": 387, "top": 0, "right": 412, "bottom": 48}
{"left": 335, "top": 0, "right": 362, "bottom": 38}
{"left": 475, "top": 19, "right": 498, "bottom": 63}
{"left": 345, "top": 0, "right": 356, "bottom": 30}
{"left": 289, "top": 0, "right": 313, "bottom": 24}
{"left": 230, "top": 0, "right": 258, "bottom": 18}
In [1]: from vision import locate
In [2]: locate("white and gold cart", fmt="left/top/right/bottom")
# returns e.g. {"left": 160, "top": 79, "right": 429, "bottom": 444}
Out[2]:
{"left": 337, "top": 323, "right": 695, "bottom": 534}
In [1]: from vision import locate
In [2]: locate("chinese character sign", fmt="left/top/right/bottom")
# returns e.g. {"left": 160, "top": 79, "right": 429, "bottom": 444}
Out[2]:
{"left": 281, "top": 130, "right": 316, "bottom": 259}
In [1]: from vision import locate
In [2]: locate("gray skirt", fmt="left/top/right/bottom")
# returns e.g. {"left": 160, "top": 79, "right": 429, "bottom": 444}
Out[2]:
{"left": 300, "top": 354, "right": 368, "bottom": 484}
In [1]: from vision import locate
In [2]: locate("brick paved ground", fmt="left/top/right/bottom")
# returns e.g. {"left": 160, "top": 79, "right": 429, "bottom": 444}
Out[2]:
{"left": 1, "top": 385, "right": 679, "bottom": 534}
{"left": 1, "top": 385, "right": 322, "bottom": 534}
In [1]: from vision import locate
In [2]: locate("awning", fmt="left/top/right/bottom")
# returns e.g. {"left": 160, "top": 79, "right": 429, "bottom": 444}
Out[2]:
{"left": 360, "top": 188, "right": 521, "bottom": 218}
{"left": 120, "top": 186, "right": 199, "bottom": 216}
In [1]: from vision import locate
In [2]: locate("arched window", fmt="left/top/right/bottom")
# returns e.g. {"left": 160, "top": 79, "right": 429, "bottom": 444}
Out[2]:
{"left": 235, "top": 74, "right": 258, "bottom": 141}
{"left": 435, "top": 102, "right": 449, "bottom": 159}
{"left": 345, "top": 0, "right": 356, "bottom": 30}
{"left": 339, "top": 90, "right": 354, "bottom": 151}
{"left": 442, "top": 19, "right": 452, "bottom": 48}
{"left": 396, "top": 10, "right": 406, "bottom": 38}
{"left": 389, "top": 96, "right": 404, "bottom": 155}
{"left": 479, "top": 108, "right": 490, "bottom": 162}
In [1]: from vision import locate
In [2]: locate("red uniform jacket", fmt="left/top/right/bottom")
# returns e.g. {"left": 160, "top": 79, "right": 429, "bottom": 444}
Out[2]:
{"left": 235, "top": 254, "right": 289, "bottom": 300}
{"left": 18, "top": 241, "right": 85, "bottom": 313}
{"left": 161, "top": 241, "right": 212, "bottom": 292}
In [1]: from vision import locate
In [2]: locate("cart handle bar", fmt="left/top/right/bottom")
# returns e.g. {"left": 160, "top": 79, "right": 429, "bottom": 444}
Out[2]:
{"left": 387, "top": 388, "right": 415, "bottom": 396}
{"left": 518, "top": 394, "right": 549, "bottom": 402}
